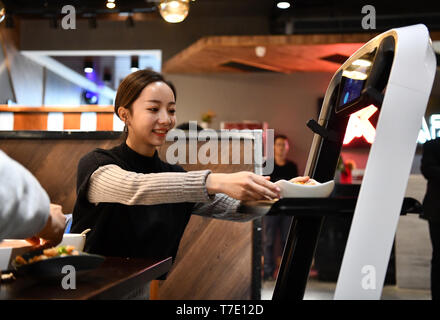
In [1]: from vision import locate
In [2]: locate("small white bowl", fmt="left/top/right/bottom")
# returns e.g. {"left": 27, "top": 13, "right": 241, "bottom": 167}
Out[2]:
{"left": 275, "top": 179, "right": 335, "bottom": 198}
{"left": 59, "top": 233, "right": 86, "bottom": 252}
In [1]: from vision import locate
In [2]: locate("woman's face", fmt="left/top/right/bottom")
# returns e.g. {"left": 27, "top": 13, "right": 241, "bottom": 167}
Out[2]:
{"left": 126, "top": 81, "right": 176, "bottom": 150}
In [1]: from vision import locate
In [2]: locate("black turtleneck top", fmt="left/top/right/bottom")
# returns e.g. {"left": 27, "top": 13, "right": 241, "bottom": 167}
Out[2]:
{"left": 70, "top": 142, "right": 196, "bottom": 263}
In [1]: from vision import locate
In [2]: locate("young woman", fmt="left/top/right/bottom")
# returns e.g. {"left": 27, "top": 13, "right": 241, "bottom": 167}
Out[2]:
{"left": 70, "top": 69, "right": 307, "bottom": 262}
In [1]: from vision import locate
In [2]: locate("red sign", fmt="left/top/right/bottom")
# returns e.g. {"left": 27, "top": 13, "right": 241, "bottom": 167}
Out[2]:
{"left": 343, "top": 105, "right": 378, "bottom": 145}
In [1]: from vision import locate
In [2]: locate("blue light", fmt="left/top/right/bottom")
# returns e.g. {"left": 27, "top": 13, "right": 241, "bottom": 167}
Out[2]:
{"left": 343, "top": 92, "right": 349, "bottom": 104}
{"left": 83, "top": 90, "right": 99, "bottom": 104}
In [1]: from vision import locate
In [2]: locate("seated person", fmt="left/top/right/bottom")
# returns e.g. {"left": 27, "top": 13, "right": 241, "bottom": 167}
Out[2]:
{"left": 0, "top": 150, "right": 66, "bottom": 247}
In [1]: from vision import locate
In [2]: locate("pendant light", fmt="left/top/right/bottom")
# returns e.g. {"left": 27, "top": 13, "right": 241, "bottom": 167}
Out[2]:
{"left": 0, "top": 1, "right": 5, "bottom": 24}
{"left": 159, "top": 0, "right": 190, "bottom": 23}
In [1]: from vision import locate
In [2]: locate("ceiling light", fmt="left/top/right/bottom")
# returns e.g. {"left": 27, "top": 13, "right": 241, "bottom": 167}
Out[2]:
{"left": 277, "top": 2, "right": 291, "bottom": 9}
{"left": 159, "top": 0, "right": 190, "bottom": 23}
{"left": 0, "top": 1, "right": 5, "bottom": 24}
{"left": 342, "top": 70, "right": 368, "bottom": 81}
{"left": 84, "top": 60, "right": 94, "bottom": 73}
{"left": 255, "top": 46, "right": 266, "bottom": 58}
{"left": 106, "top": 1, "right": 116, "bottom": 9}
{"left": 352, "top": 59, "right": 372, "bottom": 67}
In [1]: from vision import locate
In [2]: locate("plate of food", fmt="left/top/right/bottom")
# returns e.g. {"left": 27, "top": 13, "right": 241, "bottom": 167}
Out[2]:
{"left": 13, "top": 245, "right": 105, "bottom": 278}
{"left": 275, "top": 178, "right": 335, "bottom": 198}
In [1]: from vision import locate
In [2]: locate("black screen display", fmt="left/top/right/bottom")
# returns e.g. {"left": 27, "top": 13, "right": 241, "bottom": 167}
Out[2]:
{"left": 338, "top": 77, "right": 365, "bottom": 107}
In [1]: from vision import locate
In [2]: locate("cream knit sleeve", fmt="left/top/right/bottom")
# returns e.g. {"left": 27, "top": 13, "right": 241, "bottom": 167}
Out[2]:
{"left": 87, "top": 164, "right": 213, "bottom": 205}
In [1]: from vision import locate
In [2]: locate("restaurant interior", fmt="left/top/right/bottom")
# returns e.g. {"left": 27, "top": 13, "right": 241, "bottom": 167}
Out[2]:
{"left": 0, "top": 0, "right": 440, "bottom": 301}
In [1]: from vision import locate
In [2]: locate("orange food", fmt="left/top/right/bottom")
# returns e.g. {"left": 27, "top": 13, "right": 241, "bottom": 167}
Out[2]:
{"left": 14, "top": 245, "right": 79, "bottom": 266}
{"left": 289, "top": 178, "right": 319, "bottom": 185}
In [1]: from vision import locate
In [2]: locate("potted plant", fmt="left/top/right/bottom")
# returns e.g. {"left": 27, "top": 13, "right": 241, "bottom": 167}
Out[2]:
{"left": 200, "top": 110, "right": 216, "bottom": 129}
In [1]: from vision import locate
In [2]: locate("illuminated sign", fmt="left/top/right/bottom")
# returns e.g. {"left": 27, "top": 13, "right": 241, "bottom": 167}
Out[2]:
{"left": 343, "top": 105, "right": 378, "bottom": 145}
{"left": 343, "top": 109, "right": 439, "bottom": 146}
{"left": 418, "top": 114, "right": 440, "bottom": 144}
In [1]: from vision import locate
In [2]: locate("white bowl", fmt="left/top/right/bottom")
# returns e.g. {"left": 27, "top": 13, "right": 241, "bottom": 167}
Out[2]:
{"left": 275, "top": 179, "right": 335, "bottom": 198}
{"left": 59, "top": 233, "right": 86, "bottom": 252}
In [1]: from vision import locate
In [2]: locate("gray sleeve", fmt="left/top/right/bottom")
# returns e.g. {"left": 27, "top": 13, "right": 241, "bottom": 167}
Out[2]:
{"left": 0, "top": 150, "right": 50, "bottom": 240}
{"left": 193, "top": 193, "right": 265, "bottom": 222}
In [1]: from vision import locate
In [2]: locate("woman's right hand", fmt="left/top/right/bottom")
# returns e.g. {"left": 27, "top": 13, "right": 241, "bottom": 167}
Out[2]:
{"left": 206, "top": 171, "right": 282, "bottom": 201}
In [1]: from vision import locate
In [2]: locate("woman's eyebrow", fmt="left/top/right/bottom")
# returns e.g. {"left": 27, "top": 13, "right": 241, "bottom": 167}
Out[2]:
{"left": 146, "top": 100, "right": 176, "bottom": 105}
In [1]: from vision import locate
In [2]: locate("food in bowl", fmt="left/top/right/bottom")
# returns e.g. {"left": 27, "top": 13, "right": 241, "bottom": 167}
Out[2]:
{"left": 289, "top": 178, "right": 319, "bottom": 185}
{"left": 59, "top": 233, "right": 86, "bottom": 252}
{"left": 14, "top": 245, "right": 79, "bottom": 266}
{"left": 275, "top": 179, "right": 335, "bottom": 198}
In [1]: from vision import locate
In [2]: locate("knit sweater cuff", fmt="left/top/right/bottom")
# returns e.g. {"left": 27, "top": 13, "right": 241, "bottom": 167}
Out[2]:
{"left": 183, "top": 170, "right": 214, "bottom": 203}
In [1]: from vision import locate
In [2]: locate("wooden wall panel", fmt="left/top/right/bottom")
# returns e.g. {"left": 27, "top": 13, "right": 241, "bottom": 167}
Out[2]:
{"left": 157, "top": 216, "right": 253, "bottom": 300}
{"left": 164, "top": 32, "right": 440, "bottom": 74}
{"left": 156, "top": 140, "right": 256, "bottom": 300}
{"left": 63, "top": 113, "right": 81, "bottom": 130}
{"left": 0, "top": 106, "right": 115, "bottom": 131}
{"left": 13, "top": 113, "right": 47, "bottom": 130}
{"left": 96, "top": 113, "right": 114, "bottom": 131}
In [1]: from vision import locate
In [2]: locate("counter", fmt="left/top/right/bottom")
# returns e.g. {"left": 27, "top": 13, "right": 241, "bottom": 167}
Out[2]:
{"left": 0, "top": 256, "right": 172, "bottom": 299}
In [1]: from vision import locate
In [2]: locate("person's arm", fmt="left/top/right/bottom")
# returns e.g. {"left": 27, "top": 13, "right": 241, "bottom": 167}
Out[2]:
{"left": 87, "top": 165, "right": 282, "bottom": 206}
{"left": 192, "top": 194, "right": 258, "bottom": 222}
{"left": 87, "top": 164, "right": 214, "bottom": 205}
{"left": 0, "top": 151, "right": 50, "bottom": 239}
{"left": 193, "top": 175, "right": 311, "bottom": 222}
{"left": 421, "top": 140, "right": 440, "bottom": 181}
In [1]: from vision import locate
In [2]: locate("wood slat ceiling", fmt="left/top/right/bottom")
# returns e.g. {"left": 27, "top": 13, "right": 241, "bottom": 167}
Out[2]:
{"left": 164, "top": 31, "right": 440, "bottom": 74}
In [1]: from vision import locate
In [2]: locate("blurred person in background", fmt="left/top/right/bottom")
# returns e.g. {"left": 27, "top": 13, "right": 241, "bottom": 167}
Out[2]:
{"left": 421, "top": 137, "right": 440, "bottom": 300}
{"left": 263, "top": 134, "right": 298, "bottom": 281}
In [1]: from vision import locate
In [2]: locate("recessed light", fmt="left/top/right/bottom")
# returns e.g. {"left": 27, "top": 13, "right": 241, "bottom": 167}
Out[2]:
{"left": 277, "top": 2, "right": 291, "bottom": 9}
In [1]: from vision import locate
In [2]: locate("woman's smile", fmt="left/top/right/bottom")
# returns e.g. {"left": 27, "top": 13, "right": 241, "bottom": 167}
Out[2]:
{"left": 152, "top": 128, "right": 169, "bottom": 137}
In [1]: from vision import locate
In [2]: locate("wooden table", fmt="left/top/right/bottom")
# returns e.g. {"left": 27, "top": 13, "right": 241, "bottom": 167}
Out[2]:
{"left": 0, "top": 256, "right": 172, "bottom": 300}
